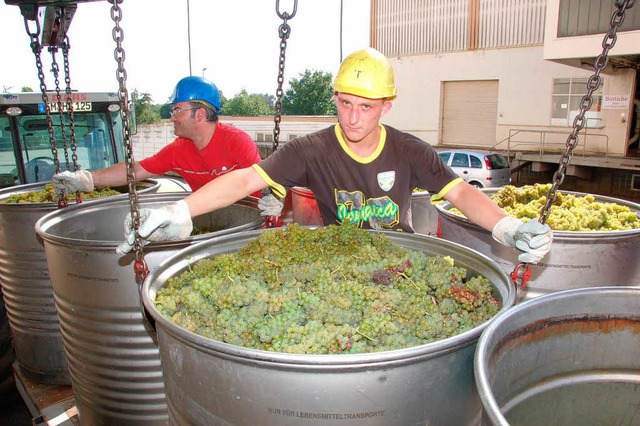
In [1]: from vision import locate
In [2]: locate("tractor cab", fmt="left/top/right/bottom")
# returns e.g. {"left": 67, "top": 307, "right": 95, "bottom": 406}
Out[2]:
{"left": 0, "top": 91, "right": 134, "bottom": 187}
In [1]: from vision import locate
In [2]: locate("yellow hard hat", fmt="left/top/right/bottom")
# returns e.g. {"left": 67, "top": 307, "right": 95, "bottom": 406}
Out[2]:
{"left": 332, "top": 48, "right": 396, "bottom": 100}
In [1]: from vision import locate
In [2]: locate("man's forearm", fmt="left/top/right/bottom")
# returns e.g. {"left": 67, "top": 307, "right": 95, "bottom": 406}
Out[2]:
{"left": 183, "top": 168, "right": 267, "bottom": 217}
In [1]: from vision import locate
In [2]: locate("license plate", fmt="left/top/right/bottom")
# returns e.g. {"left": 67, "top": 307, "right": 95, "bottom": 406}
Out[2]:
{"left": 49, "top": 101, "right": 92, "bottom": 113}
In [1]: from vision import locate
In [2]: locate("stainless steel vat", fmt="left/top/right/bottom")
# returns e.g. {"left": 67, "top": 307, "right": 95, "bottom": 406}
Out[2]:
{"left": 142, "top": 230, "right": 516, "bottom": 426}
{"left": 35, "top": 193, "right": 263, "bottom": 424}
{"left": 475, "top": 286, "right": 640, "bottom": 426}
{"left": 411, "top": 190, "right": 438, "bottom": 236}
{"left": 0, "top": 179, "right": 159, "bottom": 384}
{"left": 436, "top": 189, "right": 640, "bottom": 300}
{"left": 0, "top": 296, "right": 16, "bottom": 398}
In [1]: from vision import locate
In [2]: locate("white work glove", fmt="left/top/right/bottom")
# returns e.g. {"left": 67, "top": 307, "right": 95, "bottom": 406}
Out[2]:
{"left": 52, "top": 170, "right": 94, "bottom": 195}
{"left": 257, "top": 193, "right": 284, "bottom": 217}
{"left": 492, "top": 216, "right": 553, "bottom": 264}
{"left": 116, "top": 200, "right": 193, "bottom": 254}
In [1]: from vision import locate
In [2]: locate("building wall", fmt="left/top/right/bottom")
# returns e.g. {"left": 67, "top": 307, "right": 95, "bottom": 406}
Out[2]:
{"left": 371, "top": 0, "right": 639, "bottom": 157}
{"left": 131, "top": 116, "right": 336, "bottom": 160}
{"left": 380, "top": 45, "right": 635, "bottom": 156}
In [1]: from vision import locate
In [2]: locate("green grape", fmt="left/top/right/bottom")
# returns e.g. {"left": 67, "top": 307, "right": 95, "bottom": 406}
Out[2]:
{"left": 450, "top": 184, "right": 639, "bottom": 231}
{"left": 155, "top": 223, "right": 501, "bottom": 355}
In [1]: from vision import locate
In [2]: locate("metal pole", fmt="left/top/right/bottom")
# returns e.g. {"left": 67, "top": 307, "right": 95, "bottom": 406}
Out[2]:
{"left": 187, "top": 0, "right": 192, "bottom": 76}
{"left": 339, "top": 0, "right": 343, "bottom": 62}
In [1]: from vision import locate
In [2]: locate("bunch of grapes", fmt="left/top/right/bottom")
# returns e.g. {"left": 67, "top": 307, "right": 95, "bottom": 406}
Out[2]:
{"left": 155, "top": 223, "right": 501, "bottom": 355}
{"left": 450, "top": 184, "right": 639, "bottom": 231}
{"left": 2, "top": 183, "right": 120, "bottom": 204}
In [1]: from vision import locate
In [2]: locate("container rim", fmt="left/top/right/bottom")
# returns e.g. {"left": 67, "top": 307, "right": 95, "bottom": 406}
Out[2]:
{"left": 0, "top": 178, "right": 161, "bottom": 207}
{"left": 34, "top": 193, "right": 261, "bottom": 248}
{"left": 435, "top": 188, "right": 640, "bottom": 237}
{"left": 474, "top": 286, "right": 640, "bottom": 425}
{"left": 142, "top": 227, "right": 516, "bottom": 367}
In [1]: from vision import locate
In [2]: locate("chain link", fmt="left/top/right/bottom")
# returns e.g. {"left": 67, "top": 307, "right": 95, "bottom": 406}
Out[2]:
{"left": 109, "top": 0, "right": 148, "bottom": 284}
{"left": 272, "top": 0, "right": 297, "bottom": 153}
{"left": 24, "top": 12, "right": 70, "bottom": 208}
{"left": 24, "top": 16, "right": 62, "bottom": 175}
{"left": 538, "top": 0, "right": 634, "bottom": 224}
{"left": 50, "top": 46, "right": 72, "bottom": 172}
{"left": 62, "top": 36, "right": 79, "bottom": 174}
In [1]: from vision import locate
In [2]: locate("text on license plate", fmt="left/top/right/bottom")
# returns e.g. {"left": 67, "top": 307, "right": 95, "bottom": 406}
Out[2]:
{"left": 49, "top": 101, "right": 92, "bottom": 113}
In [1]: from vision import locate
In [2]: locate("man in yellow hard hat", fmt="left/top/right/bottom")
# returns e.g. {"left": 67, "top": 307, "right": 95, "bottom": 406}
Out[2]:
{"left": 117, "top": 48, "right": 552, "bottom": 264}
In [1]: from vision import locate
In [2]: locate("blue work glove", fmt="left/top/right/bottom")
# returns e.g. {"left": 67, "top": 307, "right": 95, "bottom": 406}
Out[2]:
{"left": 116, "top": 200, "right": 193, "bottom": 254}
{"left": 52, "top": 170, "right": 94, "bottom": 195}
{"left": 492, "top": 216, "right": 553, "bottom": 264}
{"left": 257, "top": 193, "right": 284, "bottom": 217}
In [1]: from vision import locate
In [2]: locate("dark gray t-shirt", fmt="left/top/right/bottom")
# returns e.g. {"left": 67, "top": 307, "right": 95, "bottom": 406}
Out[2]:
{"left": 256, "top": 124, "right": 459, "bottom": 232}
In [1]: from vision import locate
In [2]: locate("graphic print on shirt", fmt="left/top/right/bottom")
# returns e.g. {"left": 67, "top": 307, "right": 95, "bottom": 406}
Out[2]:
{"left": 377, "top": 171, "right": 395, "bottom": 191}
{"left": 335, "top": 189, "right": 399, "bottom": 229}
{"left": 209, "top": 164, "right": 237, "bottom": 177}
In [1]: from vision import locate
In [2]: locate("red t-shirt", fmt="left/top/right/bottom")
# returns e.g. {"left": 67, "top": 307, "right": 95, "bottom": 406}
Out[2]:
{"left": 140, "top": 122, "right": 261, "bottom": 194}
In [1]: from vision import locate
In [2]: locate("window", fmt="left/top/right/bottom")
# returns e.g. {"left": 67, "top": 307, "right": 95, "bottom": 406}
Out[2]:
{"left": 551, "top": 77, "right": 603, "bottom": 128}
{"left": 451, "top": 153, "right": 469, "bottom": 167}
{"left": 486, "top": 154, "right": 509, "bottom": 169}
{"left": 438, "top": 152, "right": 451, "bottom": 163}
{"left": 469, "top": 155, "right": 483, "bottom": 169}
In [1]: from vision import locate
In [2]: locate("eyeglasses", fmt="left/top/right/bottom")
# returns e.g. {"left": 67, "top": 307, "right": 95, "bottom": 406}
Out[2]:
{"left": 170, "top": 107, "right": 199, "bottom": 117}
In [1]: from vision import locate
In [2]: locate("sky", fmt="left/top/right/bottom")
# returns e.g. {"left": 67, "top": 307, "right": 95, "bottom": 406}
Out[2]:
{"left": 1, "top": 0, "right": 371, "bottom": 104}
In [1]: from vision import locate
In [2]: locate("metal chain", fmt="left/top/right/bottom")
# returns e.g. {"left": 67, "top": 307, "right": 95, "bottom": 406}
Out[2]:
{"left": 109, "top": 0, "right": 148, "bottom": 284}
{"left": 24, "top": 16, "right": 62, "bottom": 176}
{"left": 512, "top": 0, "right": 635, "bottom": 291}
{"left": 272, "top": 0, "right": 297, "bottom": 153}
{"left": 538, "top": 0, "right": 634, "bottom": 224}
{"left": 50, "top": 46, "right": 72, "bottom": 172}
{"left": 62, "top": 36, "right": 79, "bottom": 173}
{"left": 25, "top": 13, "right": 70, "bottom": 208}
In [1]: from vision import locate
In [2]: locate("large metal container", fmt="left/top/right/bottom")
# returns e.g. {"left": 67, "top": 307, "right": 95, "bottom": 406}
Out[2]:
{"left": 436, "top": 189, "right": 640, "bottom": 300}
{"left": 142, "top": 230, "right": 516, "bottom": 426}
{"left": 0, "top": 296, "right": 16, "bottom": 398}
{"left": 0, "top": 179, "right": 159, "bottom": 384}
{"left": 35, "top": 193, "right": 263, "bottom": 425}
{"left": 411, "top": 190, "right": 438, "bottom": 235}
{"left": 288, "top": 187, "right": 439, "bottom": 235}
{"left": 475, "top": 286, "right": 640, "bottom": 426}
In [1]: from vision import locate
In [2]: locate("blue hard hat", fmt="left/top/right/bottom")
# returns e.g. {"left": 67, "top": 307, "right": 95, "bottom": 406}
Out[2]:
{"left": 168, "top": 76, "right": 221, "bottom": 112}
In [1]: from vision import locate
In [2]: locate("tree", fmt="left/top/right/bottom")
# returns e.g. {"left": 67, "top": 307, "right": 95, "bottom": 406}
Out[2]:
{"left": 159, "top": 103, "right": 172, "bottom": 119}
{"left": 131, "top": 89, "right": 161, "bottom": 124}
{"left": 221, "top": 89, "right": 274, "bottom": 116}
{"left": 21, "top": 86, "right": 34, "bottom": 92}
{"left": 281, "top": 70, "right": 336, "bottom": 115}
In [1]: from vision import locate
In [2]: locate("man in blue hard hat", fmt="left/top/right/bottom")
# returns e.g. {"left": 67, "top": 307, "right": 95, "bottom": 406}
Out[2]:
{"left": 52, "top": 76, "right": 261, "bottom": 194}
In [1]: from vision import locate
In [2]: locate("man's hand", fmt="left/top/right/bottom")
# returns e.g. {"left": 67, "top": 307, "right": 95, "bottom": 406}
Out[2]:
{"left": 52, "top": 170, "right": 94, "bottom": 195}
{"left": 492, "top": 216, "right": 553, "bottom": 264}
{"left": 116, "top": 200, "right": 193, "bottom": 254}
{"left": 257, "top": 193, "right": 284, "bottom": 217}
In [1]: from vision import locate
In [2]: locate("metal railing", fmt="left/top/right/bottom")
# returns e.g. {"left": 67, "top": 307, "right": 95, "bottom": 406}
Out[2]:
{"left": 491, "top": 128, "right": 609, "bottom": 159}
